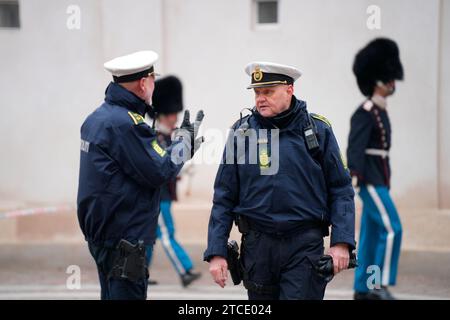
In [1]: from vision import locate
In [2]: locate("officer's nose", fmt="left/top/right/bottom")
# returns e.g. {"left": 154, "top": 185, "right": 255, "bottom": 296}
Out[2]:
{"left": 255, "top": 95, "right": 266, "bottom": 105}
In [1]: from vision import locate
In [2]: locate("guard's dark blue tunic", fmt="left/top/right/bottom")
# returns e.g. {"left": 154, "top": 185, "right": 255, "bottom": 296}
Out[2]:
{"left": 77, "top": 82, "right": 184, "bottom": 248}
{"left": 156, "top": 132, "right": 178, "bottom": 201}
{"left": 204, "top": 97, "right": 356, "bottom": 261}
{"left": 347, "top": 99, "right": 391, "bottom": 187}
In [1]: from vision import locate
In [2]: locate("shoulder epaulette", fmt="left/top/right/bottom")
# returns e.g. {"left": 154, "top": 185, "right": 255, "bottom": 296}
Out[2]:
{"left": 128, "top": 111, "right": 145, "bottom": 125}
{"left": 311, "top": 113, "right": 332, "bottom": 127}
{"left": 362, "top": 100, "right": 374, "bottom": 112}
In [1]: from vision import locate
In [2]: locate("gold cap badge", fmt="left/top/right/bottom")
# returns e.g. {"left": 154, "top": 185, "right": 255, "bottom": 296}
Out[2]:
{"left": 253, "top": 67, "right": 263, "bottom": 82}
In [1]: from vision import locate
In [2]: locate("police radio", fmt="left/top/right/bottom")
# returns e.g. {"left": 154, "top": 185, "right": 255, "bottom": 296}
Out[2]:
{"left": 304, "top": 113, "right": 320, "bottom": 151}
{"left": 236, "top": 108, "right": 254, "bottom": 136}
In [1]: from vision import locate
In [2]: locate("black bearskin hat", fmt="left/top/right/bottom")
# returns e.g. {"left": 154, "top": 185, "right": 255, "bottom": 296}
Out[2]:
{"left": 353, "top": 38, "right": 404, "bottom": 97}
{"left": 152, "top": 75, "right": 183, "bottom": 115}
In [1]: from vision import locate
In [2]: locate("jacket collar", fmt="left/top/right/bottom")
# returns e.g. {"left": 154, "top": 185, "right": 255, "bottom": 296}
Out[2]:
{"left": 371, "top": 94, "right": 387, "bottom": 110}
{"left": 104, "top": 82, "right": 148, "bottom": 116}
{"left": 252, "top": 96, "right": 307, "bottom": 130}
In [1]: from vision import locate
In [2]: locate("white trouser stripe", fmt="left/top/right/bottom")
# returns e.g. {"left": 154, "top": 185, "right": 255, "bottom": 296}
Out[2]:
{"left": 367, "top": 185, "right": 395, "bottom": 286}
{"left": 158, "top": 214, "right": 184, "bottom": 275}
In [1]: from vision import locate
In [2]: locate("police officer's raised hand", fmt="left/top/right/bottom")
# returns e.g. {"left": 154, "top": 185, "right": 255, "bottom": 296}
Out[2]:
{"left": 328, "top": 243, "right": 350, "bottom": 275}
{"left": 174, "top": 110, "right": 205, "bottom": 157}
{"left": 209, "top": 256, "right": 228, "bottom": 288}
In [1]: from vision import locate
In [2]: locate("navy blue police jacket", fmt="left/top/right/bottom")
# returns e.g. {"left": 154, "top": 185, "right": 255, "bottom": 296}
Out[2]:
{"left": 77, "top": 82, "right": 185, "bottom": 247}
{"left": 204, "top": 97, "right": 355, "bottom": 261}
{"left": 347, "top": 99, "right": 391, "bottom": 188}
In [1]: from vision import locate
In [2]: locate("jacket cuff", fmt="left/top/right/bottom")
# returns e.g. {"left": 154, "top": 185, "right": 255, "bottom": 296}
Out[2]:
{"left": 330, "top": 230, "right": 356, "bottom": 251}
{"left": 203, "top": 245, "right": 228, "bottom": 262}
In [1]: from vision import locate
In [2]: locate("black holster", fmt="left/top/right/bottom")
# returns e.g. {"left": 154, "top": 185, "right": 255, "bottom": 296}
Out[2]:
{"left": 229, "top": 214, "right": 248, "bottom": 285}
{"left": 226, "top": 240, "right": 243, "bottom": 285}
{"left": 235, "top": 214, "right": 250, "bottom": 234}
{"left": 109, "top": 239, "right": 147, "bottom": 283}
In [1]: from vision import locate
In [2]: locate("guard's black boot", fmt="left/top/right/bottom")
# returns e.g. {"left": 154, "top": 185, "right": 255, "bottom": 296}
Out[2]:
{"left": 354, "top": 287, "right": 396, "bottom": 300}
{"left": 181, "top": 271, "right": 202, "bottom": 288}
{"left": 379, "top": 286, "right": 396, "bottom": 300}
{"left": 148, "top": 279, "right": 158, "bottom": 285}
{"left": 354, "top": 291, "right": 372, "bottom": 300}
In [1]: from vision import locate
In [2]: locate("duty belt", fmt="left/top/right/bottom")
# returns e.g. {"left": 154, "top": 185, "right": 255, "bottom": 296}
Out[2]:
{"left": 243, "top": 216, "right": 328, "bottom": 238}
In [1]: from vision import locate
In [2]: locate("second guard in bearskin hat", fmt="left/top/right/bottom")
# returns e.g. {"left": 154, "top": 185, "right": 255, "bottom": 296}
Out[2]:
{"left": 347, "top": 38, "right": 404, "bottom": 300}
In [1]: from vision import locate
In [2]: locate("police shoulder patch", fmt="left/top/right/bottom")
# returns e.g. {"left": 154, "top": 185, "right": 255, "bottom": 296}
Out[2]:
{"left": 311, "top": 113, "right": 332, "bottom": 127}
{"left": 151, "top": 139, "right": 166, "bottom": 157}
{"left": 128, "top": 111, "right": 145, "bottom": 125}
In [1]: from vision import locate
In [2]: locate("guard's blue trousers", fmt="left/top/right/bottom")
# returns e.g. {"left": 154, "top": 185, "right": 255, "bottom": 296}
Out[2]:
{"left": 241, "top": 227, "right": 327, "bottom": 300}
{"left": 146, "top": 200, "right": 194, "bottom": 275}
{"left": 354, "top": 185, "right": 402, "bottom": 293}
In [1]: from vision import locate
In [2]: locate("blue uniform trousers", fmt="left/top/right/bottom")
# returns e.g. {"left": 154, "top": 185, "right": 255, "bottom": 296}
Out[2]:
{"left": 241, "top": 227, "right": 327, "bottom": 300}
{"left": 354, "top": 185, "right": 402, "bottom": 293}
{"left": 146, "top": 200, "right": 194, "bottom": 275}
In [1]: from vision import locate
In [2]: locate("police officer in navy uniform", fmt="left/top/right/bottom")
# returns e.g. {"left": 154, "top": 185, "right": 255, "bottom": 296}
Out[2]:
{"left": 204, "top": 62, "right": 356, "bottom": 300}
{"left": 348, "top": 38, "right": 404, "bottom": 300}
{"left": 77, "top": 51, "right": 204, "bottom": 300}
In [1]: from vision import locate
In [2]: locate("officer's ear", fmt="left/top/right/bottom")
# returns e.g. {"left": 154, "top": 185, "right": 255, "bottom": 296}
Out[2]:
{"left": 138, "top": 77, "right": 147, "bottom": 94}
{"left": 287, "top": 84, "right": 294, "bottom": 96}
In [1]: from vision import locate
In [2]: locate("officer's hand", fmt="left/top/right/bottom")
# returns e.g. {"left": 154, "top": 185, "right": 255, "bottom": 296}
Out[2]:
{"left": 175, "top": 110, "right": 205, "bottom": 156}
{"left": 209, "top": 256, "right": 228, "bottom": 288}
{"left": 180, "top": 110, "right": 204, "bottom": 138}
{"left": 328, "top": 243, "right": 350, "bottom": 275}
{"left": 351, "top": 176, "right": 360, "bottom": 193}
{"left": 351, "top": 176, "right": 358, "bottom": 188}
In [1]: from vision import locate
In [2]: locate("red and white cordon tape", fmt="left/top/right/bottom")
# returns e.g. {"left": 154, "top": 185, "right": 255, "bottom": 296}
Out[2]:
{"left": 0, "top": 204, "right": 75, "bottom": 220}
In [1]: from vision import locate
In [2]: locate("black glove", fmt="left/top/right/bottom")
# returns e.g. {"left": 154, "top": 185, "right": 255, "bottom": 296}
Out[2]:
{"left": 174, "top": 110, "right": 205, "bottom": 157}
{"left": 314, "top": 251, "right": 358, "bottom": 283}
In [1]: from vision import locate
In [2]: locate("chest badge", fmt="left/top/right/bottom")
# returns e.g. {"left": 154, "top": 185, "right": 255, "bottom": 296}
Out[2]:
{"left": 259, "top": 147, "right": 270, "bottom": 169}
